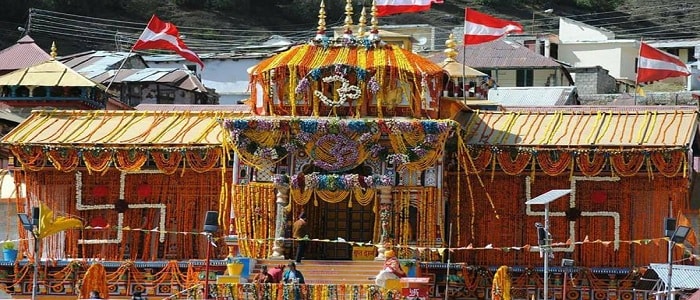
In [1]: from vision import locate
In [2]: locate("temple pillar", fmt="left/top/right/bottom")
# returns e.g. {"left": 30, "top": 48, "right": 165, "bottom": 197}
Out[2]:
{"left": 270, "top": 185, "right": 289, "bottom": 259}
{"left": 375, "top": 186, "right": 393, "bottom": 260}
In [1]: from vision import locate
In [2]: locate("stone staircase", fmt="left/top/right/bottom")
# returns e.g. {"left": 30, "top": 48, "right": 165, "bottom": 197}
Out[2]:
{"left": 255, "top": 259, "right": 385, "bottom": 285}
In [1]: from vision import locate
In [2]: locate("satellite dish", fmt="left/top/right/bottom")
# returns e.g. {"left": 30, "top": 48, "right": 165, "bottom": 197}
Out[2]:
{"left": 416, "top": 37, "right": 428, "bottom": 46}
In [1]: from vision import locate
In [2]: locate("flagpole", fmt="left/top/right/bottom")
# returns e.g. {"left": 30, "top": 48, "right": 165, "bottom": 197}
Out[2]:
{"left": 462, "top": 8, "right": 467, "bottom": 102}
{"left": 104, "top": 47, "right": 135, "bottom": 101}
{"left": 633, "top": 37, "right": 643, "bottom": 105}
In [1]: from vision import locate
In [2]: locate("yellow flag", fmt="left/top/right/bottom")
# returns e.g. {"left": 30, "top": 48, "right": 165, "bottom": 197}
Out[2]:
{"left": 38, "top": 203, "right": 83, "bottom": 239}
{"left": 636, "top": 86, "right": 646, "bottom": 97}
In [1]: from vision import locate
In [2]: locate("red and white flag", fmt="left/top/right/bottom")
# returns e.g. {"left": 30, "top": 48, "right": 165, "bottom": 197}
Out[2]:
{"left": 133, "top": 15, "right": 205, "bottom": 68}
{"left": 637, "top": 42, "right": 690, "bottom": 83}
{"left": 464, "top": 8, "right": 523, "bottom": 45}
{"left": 375, "top": 0, "right": 440, "bottom": 17}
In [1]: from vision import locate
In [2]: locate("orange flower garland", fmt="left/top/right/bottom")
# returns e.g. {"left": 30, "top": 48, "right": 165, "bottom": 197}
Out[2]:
{"left": 536, "top": 150, "right": 571, "bottom": 176}
{"left": 114, "top": 149, "right": 147, "bottom": 171}
{"left": 575, "top": 151, "right": 607, "bottom": 176}
{"left": 47, "top": 148, "right": 80, "bottom": 172}
{"left": 650, "top": 150, "right": 685, "bottom": 177}
{"left": 496, "top": 150, "right": 532, "bottom": 175}
{"left": 463, "top": 147, "right": 492, "bottom": 174}
{"left": 609, "top": 152, "right": 645, "bottom": 177}
{"left": 185, "top": 148, "right": 221, "bottom": 173}
{"left": 82, "top": 149, "right": 113, "bottom": 174}
{"left": 10, "top": 145, "right": 46, "bottom": 171}
{"left": 150, "top": 150, "right": 183, "bottom": 175}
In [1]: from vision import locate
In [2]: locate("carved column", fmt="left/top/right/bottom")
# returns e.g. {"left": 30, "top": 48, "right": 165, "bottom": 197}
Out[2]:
{"left": 375, "top": 186, "right": 393, "bottom": 260}
{"left": 270, "top": 186, "right": 290, "bottom": 259}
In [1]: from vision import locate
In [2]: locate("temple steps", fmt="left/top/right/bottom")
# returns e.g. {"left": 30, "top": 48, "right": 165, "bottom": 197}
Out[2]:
{"left": 255, "top": 259, "right": 384, "bottom": 285}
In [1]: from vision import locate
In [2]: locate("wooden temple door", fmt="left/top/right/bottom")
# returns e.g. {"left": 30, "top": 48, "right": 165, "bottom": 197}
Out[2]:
{"left": 308, "top": 200, "right": 374, "bottom": 260}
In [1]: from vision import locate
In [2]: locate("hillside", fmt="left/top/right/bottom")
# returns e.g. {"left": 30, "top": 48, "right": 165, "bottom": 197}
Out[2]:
{"left": 1, "top": 0, "right": 699, "bottom": 55}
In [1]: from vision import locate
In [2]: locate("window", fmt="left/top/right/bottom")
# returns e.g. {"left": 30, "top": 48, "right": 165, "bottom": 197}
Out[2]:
{"left": 516, "top": 69, "right": 534, "bottom": 86}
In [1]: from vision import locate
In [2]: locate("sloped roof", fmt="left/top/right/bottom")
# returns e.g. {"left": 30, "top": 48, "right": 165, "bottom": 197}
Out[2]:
{"left": 1, "top": 110, "right": 248, "bottom": 147}
{"left": 0, "top": 59, "right": 98, "bottom": 87}
{"left": 0, "top": 35, "right": 52, "bottom": 71}
{"left": 487, "top": 86, "right": 577, "bottom": 106}
{"left": 463, "top": 108, "right": 698, "bottom": 147}
{"left": 648, "top": 263, "right": 700, "bottom": 289}
{"left": 439, "top": 60, "right": 488, "bottom": 78}
{"left": 85, "top": 68, "right": 206, "bottom": 92}
{"left": 429, "top": 39, "right": 562, "bottom": 69}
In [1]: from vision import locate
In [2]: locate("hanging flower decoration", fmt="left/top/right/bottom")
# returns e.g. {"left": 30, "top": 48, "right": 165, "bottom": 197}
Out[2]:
{"left": 274, "top": 172, "right": 394, "bottom": 191}
{"left": 136, "top": 183, "right": 152, "bottom": 198}
{"left": 92, "top": 185, "right": 108, "bottom": 198}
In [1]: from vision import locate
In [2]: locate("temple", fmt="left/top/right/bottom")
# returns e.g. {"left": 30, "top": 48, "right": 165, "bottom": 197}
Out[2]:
{"left": 0, "top": 0, "right": 699, "bottom": 299}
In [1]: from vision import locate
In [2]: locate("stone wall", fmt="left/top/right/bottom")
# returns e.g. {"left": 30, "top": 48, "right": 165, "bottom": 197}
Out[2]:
{"left": 579, "top": 92, "right": 699, "bottom": 106}
{"left": 569, "top": 66, "right": 618, "bottom": 94}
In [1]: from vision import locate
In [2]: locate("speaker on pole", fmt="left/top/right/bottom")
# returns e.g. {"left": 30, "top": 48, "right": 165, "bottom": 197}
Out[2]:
{"left": 32, "top": 206, "right": 40, "bottom": 227}
{"left": 664, "top": 218, "right": 676, "bottom": 238}
{"left": 203, "top": 211, "right": 219, "bottom": 233}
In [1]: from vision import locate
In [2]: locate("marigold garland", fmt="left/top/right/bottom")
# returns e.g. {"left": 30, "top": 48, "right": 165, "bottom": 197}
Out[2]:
{"left": 11, "top": 145, "right": 46, "bottom": 171}
{"left": 650, "top": 150, "right": 685, "bottom": 177}
{"left": 150, "top": 150, "right": 183, "bottom": 175}
{"left": 82, "top": 149, "right": 113, "bottom": 174}
{"left": 609, "top": 152, "right": 645, "bottom": 177}
{"left": 47, "top": 148, "right": 80, "bottom": 172}
{"left": 463, "top": 147, "right": 492, "bottom": 174}
{"left": 114, "top": 149, "right": 147, "bottom": 171}
{"left": 575, "top": 151, "right": 607, "bottom": 176}
{"left": 536, "top": 150, "right": 571, "bottom": 176}
{"left": 496, "top": 150, "right": 532, "bottom": 175}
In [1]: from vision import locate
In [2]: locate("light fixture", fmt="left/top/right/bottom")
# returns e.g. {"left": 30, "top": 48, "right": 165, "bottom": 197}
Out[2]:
{"left": 17, "top": 207, "right": 40, "bottom": 300}
{"left": 671, "top": 226, "right": 690, "bottom": 243}
{"left": 667, "top": 225, "right": 691, "bottom": 300}
{"left": 202, "top": 211, "right": 219, "bottom": 300}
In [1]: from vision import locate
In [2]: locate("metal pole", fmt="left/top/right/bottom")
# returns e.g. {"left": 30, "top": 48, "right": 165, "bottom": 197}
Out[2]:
{"left": 544, "top": 203, "right": 550, "bottom": 300}
{"left": 204, "top": 234, "right": 211, "bottom": 300}
{"left": 32, "top": 234, "right": 39, "bottom": 300}
{"left": 667, "top": 240, "right": 673, "bottom": 300}
{"left": 444, "top": 223, "right": 452, "bottom": 300}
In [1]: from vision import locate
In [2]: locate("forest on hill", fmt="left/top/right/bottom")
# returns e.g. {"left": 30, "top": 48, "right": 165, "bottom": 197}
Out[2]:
{"left": 1, "top": 0, "right": 698, "bottom": 54}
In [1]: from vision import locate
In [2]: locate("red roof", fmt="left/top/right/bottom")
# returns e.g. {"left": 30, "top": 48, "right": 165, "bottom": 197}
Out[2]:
{"left": 0, "top": 35, "right": 52, "bottom": 72}
{"left": 429, "top": 39, "right": 562, "bottom": 69}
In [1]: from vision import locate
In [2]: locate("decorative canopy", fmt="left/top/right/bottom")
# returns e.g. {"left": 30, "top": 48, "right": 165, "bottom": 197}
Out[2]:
{"left": 247, "top": 0, "right": 447, "bottom": 117}
{"left": 0, "top": 59, "right": 100, "bottom": 87}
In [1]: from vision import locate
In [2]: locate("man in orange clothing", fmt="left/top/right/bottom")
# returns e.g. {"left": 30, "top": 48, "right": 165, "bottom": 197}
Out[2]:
{"left": 292, "top": 212, "right": 308, "bottom": 263}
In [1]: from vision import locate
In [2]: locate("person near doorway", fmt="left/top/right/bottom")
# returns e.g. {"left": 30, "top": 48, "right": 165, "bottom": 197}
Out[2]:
{"left": 131, "top": 290, "right": 148, "bottom": 300}
{"left": 282, "top": 262, "right": 305, "bottom": 284}
{"left": 89, "top": 290, "right": 103, "bottom": 299}
{"left": 292, "top": 212, "right": 309, "bottom": 263}
{"left": 268, "top": 264, "right": 286, "bottom": 283}
{"left": 253, "top": 265, "right": 275, "bottom": 283}
{"left": 375, "top": 250, "right": 406, "bottom": 287}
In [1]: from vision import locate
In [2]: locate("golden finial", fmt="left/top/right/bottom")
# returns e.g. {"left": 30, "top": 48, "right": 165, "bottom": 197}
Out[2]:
{"left": 317, "top": 0, "right": 327, "bottom": 35}
{"left": 370, "top": 0, "right": 379, "bottom": 34}
{"left": 444, "top": 33, "right": 457, "bottom": 62}
{"left": 343, "top": 0, "right": 354, "bottom": 34}
{"left": 50, "top": 41, "right": 57, "bottom": 59}
{"left": 358, "top": 7, "right": 367, "bottom": 37}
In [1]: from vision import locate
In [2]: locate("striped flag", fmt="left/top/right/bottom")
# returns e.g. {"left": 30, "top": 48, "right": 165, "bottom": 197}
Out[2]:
{"left": 637, "top": 42, "right": 690, "bottom": 83}
{"left": 464, "top": 8, "right": 523, "bottom": 45}
{"left": 375, "top": 0, "right": 439, "bottom": 17}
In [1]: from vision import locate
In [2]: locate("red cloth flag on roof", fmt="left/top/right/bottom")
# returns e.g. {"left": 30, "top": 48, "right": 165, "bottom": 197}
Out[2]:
{"left": 133, "top": 15, "right": 204, "bottom": 68}
{"left": 637, "top": 42, "right": 690, "bottom": 83}
{"left": 375, "top": 0, "right": 440, "bottom": 17}
{"left": 464, "top": 8, "right": 523, "bottom": 45}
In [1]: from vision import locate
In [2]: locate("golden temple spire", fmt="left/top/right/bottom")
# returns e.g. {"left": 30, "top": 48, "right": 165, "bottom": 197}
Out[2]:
{"left": 358, "top": 7, "right": 367, "bottom": 37}
{"left": 50, "top": 41, "right": 57, "bottom": 59}
{"left": 370, "top": 0, "right": 379, "bottom": 35}
{"left": 316, "top": 0, "right": 327, "bottom": 36}
{"left": 444, "top": 33, "right": 457, "bottom": 62}
{"left": 343, "top": 0, "right": 354, "bottom": 35}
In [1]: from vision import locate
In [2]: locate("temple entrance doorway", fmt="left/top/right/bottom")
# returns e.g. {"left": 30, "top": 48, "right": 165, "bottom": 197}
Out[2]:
{"left": 306, "top": 198, "right": 375, "bottom": 260}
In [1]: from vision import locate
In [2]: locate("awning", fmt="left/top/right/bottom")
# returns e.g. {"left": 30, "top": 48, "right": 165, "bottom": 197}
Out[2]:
{"left": 1, "top": 110, "right": 248, "bottom": 147}
{"left": 463, "top": 108, "right": 698, "bottom": 147}
{"left": 0, "top": 170, "right": 25, "bottom": 200}
{"left": 648, "top": 263, "right": 700, "bottom": 289}
{"left": 0, "top": 59, "right": 99, "bottom": 87}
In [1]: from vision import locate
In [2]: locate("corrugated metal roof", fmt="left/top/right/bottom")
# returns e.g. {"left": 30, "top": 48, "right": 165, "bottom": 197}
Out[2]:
{"left": 487, "top": 86, "right": 577, "bottom": 106}
{"left": 463, "top": 108, "right": 698, "bottom": 147}
{"left": 1, "top": 110, "right": 248, "bottom": 146}
{"left": 0, "top": 35, "right": 52, "bottom": 71}
{"left": 649, "top": 263, "right": 700, "bottom": 289}
{"left": 429, "top": 39, "right": 562, "bottom": 69}
{"left": 0, "top": 59, "right": 98, "bottom": 87}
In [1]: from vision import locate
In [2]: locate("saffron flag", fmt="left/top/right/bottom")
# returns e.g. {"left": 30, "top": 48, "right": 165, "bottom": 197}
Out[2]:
{"left": 375, "top": 0, "right": 439, "bottom": 17}
{"left": 676, "top": 211, "right": 697, "bottom": 247}
{"left": 464, "top": 8, "right": 524, "bottom": 45}
{"left": 133, "top": 15, "right": 205, "bottom": 68}
{"left": 637, "top": 42, "right": 690, "bottom": 83}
